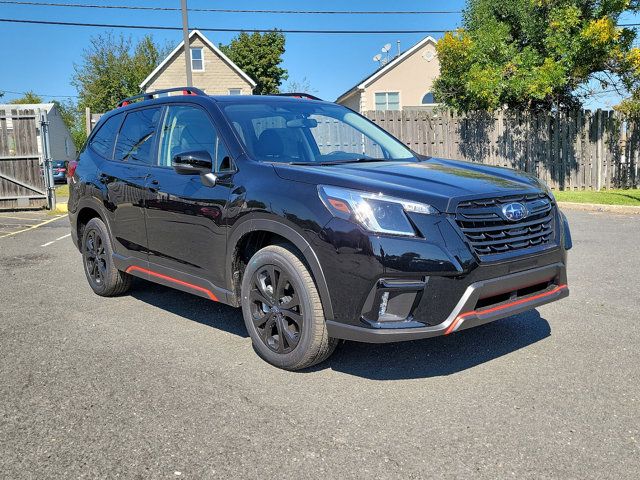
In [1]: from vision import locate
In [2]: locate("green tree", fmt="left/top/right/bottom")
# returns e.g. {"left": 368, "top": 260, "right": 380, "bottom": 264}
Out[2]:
{"left": 72, "top": 33, "right": 167, "bottom": 113}
{"left": 220, "top": 31, "right": 288, "bottom": 94}
{"left": 10, "top": 90, "right": 43, "bottom": 104}
{"left": 284, "top": 77, "right": 317, "bottom": 95}
{"left": 434, "top": 0, "right": 640, "bottom": 112}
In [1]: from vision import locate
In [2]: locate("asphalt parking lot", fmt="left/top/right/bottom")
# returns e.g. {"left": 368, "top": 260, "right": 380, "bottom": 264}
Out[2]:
{"left": 0, "top": 208, "right": 638, "bottom": 479}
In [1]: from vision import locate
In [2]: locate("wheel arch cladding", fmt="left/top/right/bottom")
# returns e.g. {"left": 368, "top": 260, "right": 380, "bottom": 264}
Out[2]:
{"left": 228, "top": 219, "right": 334, "bottom": 320}
{"left": 76, "top": 206, "right": 104, "bottom": 249}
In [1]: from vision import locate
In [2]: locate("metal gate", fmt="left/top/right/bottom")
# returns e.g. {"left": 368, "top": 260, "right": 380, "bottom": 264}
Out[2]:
{"left": 0, "top": 108, "right": 55, "bottom": 210}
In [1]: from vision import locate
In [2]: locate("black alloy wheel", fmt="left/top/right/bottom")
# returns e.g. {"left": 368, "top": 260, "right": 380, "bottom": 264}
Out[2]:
{"left": 249, "top": 265, "right": 302, "bottom": 354}
{"left": 81, "top": 217, "right": 132, "bottom": 297}
{"left": 240, "top": 245, "right": 338, "bottom": 370}
{"left": 84, "top": 228, "right": 107, "bottom": 286}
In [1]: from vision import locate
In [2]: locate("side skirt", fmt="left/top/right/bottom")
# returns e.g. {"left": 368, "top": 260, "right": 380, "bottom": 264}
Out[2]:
{"left": 112, "top": 254, "right": 235, "bottom": 306}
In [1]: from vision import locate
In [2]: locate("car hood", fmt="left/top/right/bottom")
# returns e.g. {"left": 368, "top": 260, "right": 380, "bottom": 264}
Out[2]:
{"left": 273, "top": 157, "right": 545, "bottom": 213}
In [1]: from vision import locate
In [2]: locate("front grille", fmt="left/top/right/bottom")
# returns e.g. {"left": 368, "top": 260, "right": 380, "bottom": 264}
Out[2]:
{"left": 455, "top": 193, "right": 555, "bottom": 256}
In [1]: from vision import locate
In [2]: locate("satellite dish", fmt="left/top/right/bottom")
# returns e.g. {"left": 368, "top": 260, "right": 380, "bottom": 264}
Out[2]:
{"left": 373, "top": 54, "right": 382, "bottom": 62}
{"left": 381, "top": 43, "right": 392, "bottom": 53}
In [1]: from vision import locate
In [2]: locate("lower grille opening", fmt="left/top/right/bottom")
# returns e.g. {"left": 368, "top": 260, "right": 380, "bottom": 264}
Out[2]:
{"left": 474, "top": 281, "right": 552, "bottom": 310}
{"left": 475, "top": 292, "right": 511, "bottom": 309}
{"left": 517, "top": 281, "right": 551, "bottom": 298}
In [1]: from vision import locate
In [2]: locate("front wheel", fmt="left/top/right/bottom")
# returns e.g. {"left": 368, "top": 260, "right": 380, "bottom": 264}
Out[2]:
{"left": 241, "top": 245, "right": 337, "bottom": 370}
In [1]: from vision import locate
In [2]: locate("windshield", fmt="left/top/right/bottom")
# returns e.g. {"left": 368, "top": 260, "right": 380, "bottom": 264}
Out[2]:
{"left": 222, "top": 101, "right": 416, "bottom": 164}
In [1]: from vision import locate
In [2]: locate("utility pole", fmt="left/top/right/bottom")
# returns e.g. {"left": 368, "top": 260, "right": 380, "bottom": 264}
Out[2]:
{"left": 181, "top": 0, "right": 192, "bottom": 87}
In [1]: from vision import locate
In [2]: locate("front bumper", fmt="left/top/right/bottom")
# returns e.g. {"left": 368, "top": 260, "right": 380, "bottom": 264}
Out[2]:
{"left": 326, "top": 262, "right": 568, "bottom": 343}
{"left": 317, "top": 208, "right": 570, "bottom": 343}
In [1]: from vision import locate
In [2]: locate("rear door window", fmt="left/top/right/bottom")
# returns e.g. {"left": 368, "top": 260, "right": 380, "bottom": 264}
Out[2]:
{"left": 89, "top": 112, "right": 123, "bottom": 159}
{"left": 114, "top": 107, "right": 162, "bottom": 165}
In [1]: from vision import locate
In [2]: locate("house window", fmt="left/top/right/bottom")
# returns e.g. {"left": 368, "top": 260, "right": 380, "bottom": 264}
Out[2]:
{"left": 64, "top": 138, "right": 69, "bottom": 156}
{"left": 228, "top": 88, "right": 242, "bottom": 95}
{"left": 191, "top": 47, "right": 204, "bottom": 71}
{"left": 374, "top": 92, "right": 400, "bottom": 111}
{"left": 422, "top": 92, "right": 436, "bottom": 104}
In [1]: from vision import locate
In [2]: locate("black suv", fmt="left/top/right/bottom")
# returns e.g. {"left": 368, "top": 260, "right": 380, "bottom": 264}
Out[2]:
{"left": 69, "top": 87, "right": 571, "bottom": 370}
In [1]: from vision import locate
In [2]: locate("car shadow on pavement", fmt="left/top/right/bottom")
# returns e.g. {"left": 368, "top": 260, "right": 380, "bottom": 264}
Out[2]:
{"left": 128, "top": 280, "right": 549, "bottom": 379}
{"left": 129, "top": 280, "right": 249, "bottom": 338}
{"left": 314, "top": 310, "right": 550, "bottom": 380}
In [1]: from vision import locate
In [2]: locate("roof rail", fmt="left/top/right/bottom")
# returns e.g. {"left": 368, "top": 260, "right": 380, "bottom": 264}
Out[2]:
{"left": 116, "top": 87, "right": 206, "bottom": 108}
{"left": 275, "top": 93, "right": 323, "bottom": 101}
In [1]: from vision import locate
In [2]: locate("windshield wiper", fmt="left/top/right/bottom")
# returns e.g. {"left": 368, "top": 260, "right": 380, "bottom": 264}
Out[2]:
{"left": 288, "top": 158, "right": 389, "bottom": 166}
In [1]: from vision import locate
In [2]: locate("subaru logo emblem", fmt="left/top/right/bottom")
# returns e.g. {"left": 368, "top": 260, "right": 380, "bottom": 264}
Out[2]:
{"left": 502, "top": 202, "right": 527, "bottom": 221}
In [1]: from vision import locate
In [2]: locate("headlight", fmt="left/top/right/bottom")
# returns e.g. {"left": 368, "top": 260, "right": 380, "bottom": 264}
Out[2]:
{"left": 318, "top": 185, "right": 438, "bottom": 236}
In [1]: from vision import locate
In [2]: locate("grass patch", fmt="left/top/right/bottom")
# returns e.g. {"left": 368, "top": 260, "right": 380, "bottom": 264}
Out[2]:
{"left": 555, "top": 189, "right": 640, "bottom": 206}
{"left": 55, "top": 184, "right": 69, "bottom": 198}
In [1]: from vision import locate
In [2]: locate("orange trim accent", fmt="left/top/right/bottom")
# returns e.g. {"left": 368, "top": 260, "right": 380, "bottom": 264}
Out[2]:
{"left": 444, "top": 284, "right": 568, "bottom": 335}
{"left": 328, "top": 198, "right": 351, "bottom": 214}
{"left": 125, "top": 266, "right": 219, "bottom": 301}
{"left": 443, "top": 316, "right": 463, "bottom": 336}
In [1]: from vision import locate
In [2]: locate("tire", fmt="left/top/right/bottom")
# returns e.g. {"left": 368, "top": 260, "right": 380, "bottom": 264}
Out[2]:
{"left": 81, "top": 217, "right": 132, "bottom": 297}
{"left": 241, "top": 245, "right": 338, "bottom": 370}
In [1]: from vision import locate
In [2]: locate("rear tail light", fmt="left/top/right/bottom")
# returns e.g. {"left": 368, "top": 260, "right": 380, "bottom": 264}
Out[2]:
{"left": 67, "top": 160, "right": 78, "bottom": 178}
{"left": 56, "top": 168, "right": 66, "bottom": 173}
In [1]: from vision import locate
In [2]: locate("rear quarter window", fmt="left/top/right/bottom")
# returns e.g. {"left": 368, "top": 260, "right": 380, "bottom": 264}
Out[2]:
{"left": 89, "top": 113, "right": 123, "bottom": 159}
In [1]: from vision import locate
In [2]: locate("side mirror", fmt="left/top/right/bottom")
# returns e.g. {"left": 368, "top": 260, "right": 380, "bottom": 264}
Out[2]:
{"left": 173, "top": 150, "right": 213, "bottom": 175}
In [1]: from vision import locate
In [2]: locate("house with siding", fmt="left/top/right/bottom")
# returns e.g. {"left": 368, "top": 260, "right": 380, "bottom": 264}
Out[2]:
{"left": 336, "top": 36, "right": 440, "bottom": 113}
{"left": 140, "top": 30, "right": 257, "bottom": 95}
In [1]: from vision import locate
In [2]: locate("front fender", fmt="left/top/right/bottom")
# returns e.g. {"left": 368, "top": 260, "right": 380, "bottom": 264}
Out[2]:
{"left": 226, "top": 216, "right": 334, "bottom": 320}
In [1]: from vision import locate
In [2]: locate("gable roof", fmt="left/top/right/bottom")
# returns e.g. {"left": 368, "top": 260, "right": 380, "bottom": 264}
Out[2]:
{"left": 0, "top": 103, "right": 55, "bottom": 112}
{"left": 335, "top": 36, "right": 437, "bottom": 103}
{"left": 139, "top": 29, "right": 257, "bottom": 90}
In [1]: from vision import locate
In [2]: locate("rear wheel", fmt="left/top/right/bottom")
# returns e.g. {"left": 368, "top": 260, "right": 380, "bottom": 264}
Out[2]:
{"left": 241, "top": 245, "right": 337, "bottom": 370}
{"left": 81, "top": 217, "right": 132, "bottom": 297}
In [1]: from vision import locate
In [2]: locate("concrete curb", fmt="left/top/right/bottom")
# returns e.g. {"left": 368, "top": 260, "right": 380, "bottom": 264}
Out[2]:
{"left": 558, "top": 201, "right": 640, "bottom": 215}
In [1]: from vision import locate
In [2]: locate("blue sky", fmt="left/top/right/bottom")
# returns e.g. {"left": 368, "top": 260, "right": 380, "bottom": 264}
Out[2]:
{"left": 0, "top": 0, "right": 636, "bottom": 108}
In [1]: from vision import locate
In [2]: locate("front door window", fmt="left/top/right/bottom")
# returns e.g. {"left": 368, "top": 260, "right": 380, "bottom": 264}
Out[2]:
{"left": 157, "top": 105, "right": 229, "bottom": 171}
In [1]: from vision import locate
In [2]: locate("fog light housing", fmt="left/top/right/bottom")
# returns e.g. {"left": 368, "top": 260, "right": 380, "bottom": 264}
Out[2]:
{"left": 361, "top": 279, "right": 426, "bottom": 326}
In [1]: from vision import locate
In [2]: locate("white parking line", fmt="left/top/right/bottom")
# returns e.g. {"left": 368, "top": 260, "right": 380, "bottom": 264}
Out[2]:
{"left": 41, "top": 233, "right": 71, "bottom": 247}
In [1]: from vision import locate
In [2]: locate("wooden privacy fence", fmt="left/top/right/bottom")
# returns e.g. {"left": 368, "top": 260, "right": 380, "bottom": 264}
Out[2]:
{"left": 364, "top": 109, "right": 639, "bottom": 191}
{"left": 0, "top": 109, "right": 49, "bottom": 209}
{"left": 85, "top": 107, "right": 103, "bottom": 135}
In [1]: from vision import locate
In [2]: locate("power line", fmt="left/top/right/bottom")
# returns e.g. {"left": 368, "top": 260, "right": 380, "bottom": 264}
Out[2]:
{"left": 0, "top": 17, "right": 452, "bottom": 34}
{"left": 0, "top": 1, "right": 462, "bottom": 15}
{"left": 580, "top": 88, "right": 626, "bottom": 97}
{"left": 0, "top": 88, "right": 78, "bottom": 98}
